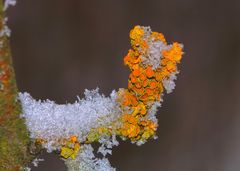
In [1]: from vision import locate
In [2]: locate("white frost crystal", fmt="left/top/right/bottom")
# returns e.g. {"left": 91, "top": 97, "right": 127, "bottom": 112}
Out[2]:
{"left": 19, "top": 88, "right": 121, "bottom": 152}
{"left": 32, "top": 158, "right": 44, "bottom": 167}
{"left": 65, "top": 144, "right": 116, "bottom": 171}
{"left": 163, "top": 72, "right": 178, "bottom": 94}
{"left": 19, "top": 89, "right": 122, "bottom": 170}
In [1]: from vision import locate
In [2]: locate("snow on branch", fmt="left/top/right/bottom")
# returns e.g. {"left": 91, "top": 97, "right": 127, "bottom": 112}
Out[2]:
{"left": 19, "top": 26, "right": 184, "bottom": 171}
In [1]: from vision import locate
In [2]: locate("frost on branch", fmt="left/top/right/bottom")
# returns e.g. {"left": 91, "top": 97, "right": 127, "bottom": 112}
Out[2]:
{"left": 19, "top": 89, "right": 121, "bottom": 153}
{"left": 3, "top": 0, "right": 16, "bottom": 11}
{"left": 19, "top": 26, "right": 184, "bottom": 170}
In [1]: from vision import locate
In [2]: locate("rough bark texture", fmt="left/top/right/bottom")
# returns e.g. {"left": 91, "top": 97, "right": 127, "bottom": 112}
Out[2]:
{"left": 0, "top": 1, "right": 32, "bottom": 170}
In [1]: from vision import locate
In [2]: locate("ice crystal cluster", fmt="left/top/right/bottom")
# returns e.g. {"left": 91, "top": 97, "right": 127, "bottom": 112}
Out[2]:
{"left": 19, "top": 89, "right": 121, "bottom": 153}
{"left": 18, "top": 25, "right": 184, "bottom": 171}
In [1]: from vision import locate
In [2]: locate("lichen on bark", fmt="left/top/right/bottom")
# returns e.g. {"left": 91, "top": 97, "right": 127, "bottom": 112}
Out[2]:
{"left": 0, "top": 0, "right": 32, "bottom": 170}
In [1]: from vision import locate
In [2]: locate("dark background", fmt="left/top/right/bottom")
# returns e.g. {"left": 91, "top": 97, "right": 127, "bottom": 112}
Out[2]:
{"left": 6, "top": 0, "right": 240, "bottom": 170}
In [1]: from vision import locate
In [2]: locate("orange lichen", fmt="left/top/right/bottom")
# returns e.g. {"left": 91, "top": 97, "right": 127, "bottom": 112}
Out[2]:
{"left": 162, "top": 42, "right": 183, "bottom": 62}
{"left": 70, "top": 135, "right": 77, "bottom": 143}
{"left": 120, "top": 114, "right": 141, "bottom": 138}
{"left": 146, "top": 66, "right": 155, "bottom": 78}
{"left": 151, "top": 32, "right": 166, "bottom": 44}
{"left": 132, "top": 69, "right": 141, "bottom": 77}
{"left": 117, "top": 26, "right": 183, "bottom": 142}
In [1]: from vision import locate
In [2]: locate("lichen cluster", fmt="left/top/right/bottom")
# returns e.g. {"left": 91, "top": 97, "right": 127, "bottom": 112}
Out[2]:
{"left": 117, "top": 26, "right": 183, "bottom": 143}
{"left": 18, "top": 25, "right": 183, "bottom": 171}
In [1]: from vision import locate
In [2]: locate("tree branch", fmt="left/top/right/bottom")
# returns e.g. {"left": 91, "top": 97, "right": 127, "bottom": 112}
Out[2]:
{"left": 0, "top": 0, "right": 32, "bottom": 170}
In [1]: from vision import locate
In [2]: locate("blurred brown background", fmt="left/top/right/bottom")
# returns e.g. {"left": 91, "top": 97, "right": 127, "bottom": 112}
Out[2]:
{"left": 6, "top": 0, "right": 240, "bottom": 170}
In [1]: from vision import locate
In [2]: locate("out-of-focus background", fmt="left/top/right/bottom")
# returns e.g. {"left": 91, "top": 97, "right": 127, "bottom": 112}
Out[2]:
{"left": 6, "top": 0, "right": 240, "bottom": 170}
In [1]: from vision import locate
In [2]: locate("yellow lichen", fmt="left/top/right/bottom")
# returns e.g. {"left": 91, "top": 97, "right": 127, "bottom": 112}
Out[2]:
{"left": 60, "top": 136, "right": 81, "bottom": 159}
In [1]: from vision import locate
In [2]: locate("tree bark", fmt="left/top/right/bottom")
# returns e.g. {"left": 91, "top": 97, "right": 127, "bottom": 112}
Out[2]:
{"left": 0, "top": 1, "right": 32, "bottom": 170}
